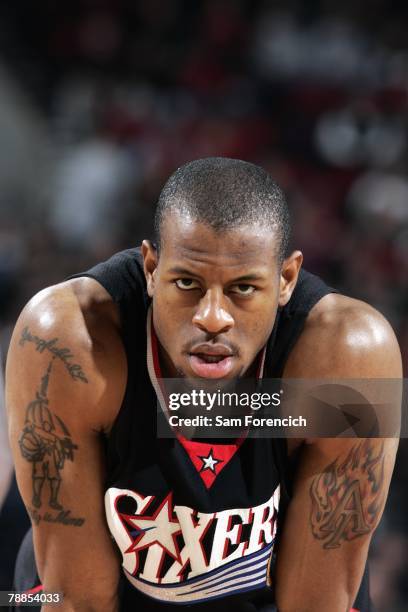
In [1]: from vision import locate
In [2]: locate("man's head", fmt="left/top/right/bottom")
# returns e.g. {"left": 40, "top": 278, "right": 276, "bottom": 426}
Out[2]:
{"left": 154, "top": 157, "right": 291, "bottom": 264}
{"left": 143, "top": 157, "right": 302, "bottom": 381}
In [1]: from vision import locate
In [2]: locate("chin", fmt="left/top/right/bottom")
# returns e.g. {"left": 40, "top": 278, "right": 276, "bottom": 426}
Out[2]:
{"left": 173, "top": 369, "right": 233, "bottom": 390}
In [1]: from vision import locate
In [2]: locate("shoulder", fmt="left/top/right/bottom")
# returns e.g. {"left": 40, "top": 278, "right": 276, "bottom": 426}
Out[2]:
{"left": 16, "top": 277, "right": 123, "bottom": 363}
{"left": 6, "top": 277, "right": 126, "bottom": 432}
{"left": 284, "top": 292, "right": 402, "bottom": 378}
{"left": 22, "top": 276, "right": 121, "bottom": 338}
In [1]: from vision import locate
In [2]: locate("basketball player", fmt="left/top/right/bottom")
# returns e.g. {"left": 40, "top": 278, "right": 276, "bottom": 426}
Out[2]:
{"left": 6, "top": 158, "right": 401, "bottom": 611}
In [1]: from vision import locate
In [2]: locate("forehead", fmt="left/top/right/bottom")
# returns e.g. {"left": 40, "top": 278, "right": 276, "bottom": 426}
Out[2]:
{"left": 159, "top": 213, "right": 279, "bottom": 272}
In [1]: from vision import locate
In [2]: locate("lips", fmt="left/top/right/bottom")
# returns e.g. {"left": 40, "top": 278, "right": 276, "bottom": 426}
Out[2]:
{"left": 188, "top": 355, "right": 234, "bottom": 378}
{"left": 188, "top": 344, "right": 235, "bottom": 379}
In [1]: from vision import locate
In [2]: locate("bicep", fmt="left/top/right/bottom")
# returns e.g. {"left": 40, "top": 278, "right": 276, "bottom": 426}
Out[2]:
{"left": 276, "top": 299, "right": 402, "bottom": 609}
{"left": 6, "top": 297, "right": 124, "bottom": 610}
{"left": 275, "top": 438, "right": 397, "bottom": 611}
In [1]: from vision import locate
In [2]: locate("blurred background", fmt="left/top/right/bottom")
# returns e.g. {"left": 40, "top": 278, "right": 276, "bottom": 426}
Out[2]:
{"left": 0, "top": 0, "right": 407, "bottom": 609}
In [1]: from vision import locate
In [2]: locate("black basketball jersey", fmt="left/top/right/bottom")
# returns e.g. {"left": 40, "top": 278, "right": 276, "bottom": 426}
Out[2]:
{"left": 72, "top": 248, "right": 371, "bottom": 612}
{"left": 14, "top": 248, "right": 372, "bottom": 612}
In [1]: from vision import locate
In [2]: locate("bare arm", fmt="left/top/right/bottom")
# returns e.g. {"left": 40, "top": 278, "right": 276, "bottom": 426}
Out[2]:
{"left": 275, "top": 295, "right": 402, "bottom": 612}
{"left": 6, "top": 280, "right": 127, "bottom": 612}
{"left": 0, "top": 351, "right": 13, "bottom": 508}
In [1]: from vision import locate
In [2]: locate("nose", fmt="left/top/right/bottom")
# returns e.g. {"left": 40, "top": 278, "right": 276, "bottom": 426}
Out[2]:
{"left": 192, "top": 289, "right": 234, "bottom": 335}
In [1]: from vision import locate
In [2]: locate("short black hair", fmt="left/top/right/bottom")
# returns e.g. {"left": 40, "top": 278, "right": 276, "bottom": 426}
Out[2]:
{"left": 154, "top": 157, "right": 291, "bottom": 263}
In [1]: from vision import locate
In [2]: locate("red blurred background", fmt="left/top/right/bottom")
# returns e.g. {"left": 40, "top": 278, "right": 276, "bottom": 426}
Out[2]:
{"left": 0, "top": 2, "right": 407, "bottom": 608}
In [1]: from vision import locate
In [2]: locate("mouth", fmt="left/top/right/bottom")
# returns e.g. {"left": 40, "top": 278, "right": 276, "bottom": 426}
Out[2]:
{"left": 188, "top": 352, "right": 235, "bottom": 379}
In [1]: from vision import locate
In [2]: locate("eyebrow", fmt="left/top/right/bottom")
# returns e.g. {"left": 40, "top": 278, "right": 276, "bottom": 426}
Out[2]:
{"left": 167, "top": 267, "right": 265, "bottom": 283}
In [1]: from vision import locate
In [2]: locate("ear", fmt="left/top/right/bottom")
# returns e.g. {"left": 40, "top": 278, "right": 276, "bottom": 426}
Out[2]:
{"left": 141, "top": 240, "right": 158, "bottom": 298}
{"left": 278, "top": 250, "right": 303, "bottom": 307}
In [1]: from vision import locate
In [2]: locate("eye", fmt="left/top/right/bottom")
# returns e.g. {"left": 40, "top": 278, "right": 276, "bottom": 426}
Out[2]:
{"left": 230, "top": 284, "right": 256, "bottom": 296}
{"left": 175, "top": 278, "right": 201, "bottom": 290}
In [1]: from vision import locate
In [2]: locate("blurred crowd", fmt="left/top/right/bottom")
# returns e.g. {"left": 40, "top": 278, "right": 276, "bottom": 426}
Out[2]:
{"left": 0, "top": 1, "right": 407, "bottom": 609}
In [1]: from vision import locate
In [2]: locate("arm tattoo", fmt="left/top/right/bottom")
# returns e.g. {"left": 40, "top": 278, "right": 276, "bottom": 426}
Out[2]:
{"left": 309, "top": 440, "right": 385, "bottom": 549}
{"left": 18, "top": 356, "right": 85, "bottom": 527}
{"left": 19, "top": 326, "right": 88, "bottom": 383}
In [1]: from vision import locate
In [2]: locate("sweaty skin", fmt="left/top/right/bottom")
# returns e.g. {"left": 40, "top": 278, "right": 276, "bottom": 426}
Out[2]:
{"left": 6, "top": 215, "right": 401, "bottom": 612}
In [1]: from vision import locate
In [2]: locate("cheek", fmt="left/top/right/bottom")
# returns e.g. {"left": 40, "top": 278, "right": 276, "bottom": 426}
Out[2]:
{"left": 246, "top": 320, "right": 269, "bottom": 344}
{"left": 240, "top": 303, "right": 278, "bottom": 345}
{"left": 153, "top": 283, "right": 174, "bottom": 313}
{"left": 153, "top": 291, "right": 186, "bottom": 341}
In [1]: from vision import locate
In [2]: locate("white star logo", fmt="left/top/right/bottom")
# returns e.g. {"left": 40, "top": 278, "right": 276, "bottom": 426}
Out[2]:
{"left": 199, "top": 449, "right": 222, "bottom": 473}
{"left": 124, "top": 493, "right": 181, "bottom": 561}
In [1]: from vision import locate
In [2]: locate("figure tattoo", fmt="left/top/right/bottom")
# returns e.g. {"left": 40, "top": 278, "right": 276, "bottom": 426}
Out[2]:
{"left": 309, "top": 440, "right": 385, "bottom": 549}
{"left": 18, "top": 357, "right": 85, "bottom": 526}
{"left": 19, "top": 326, "right": 88, "bottom": 383}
